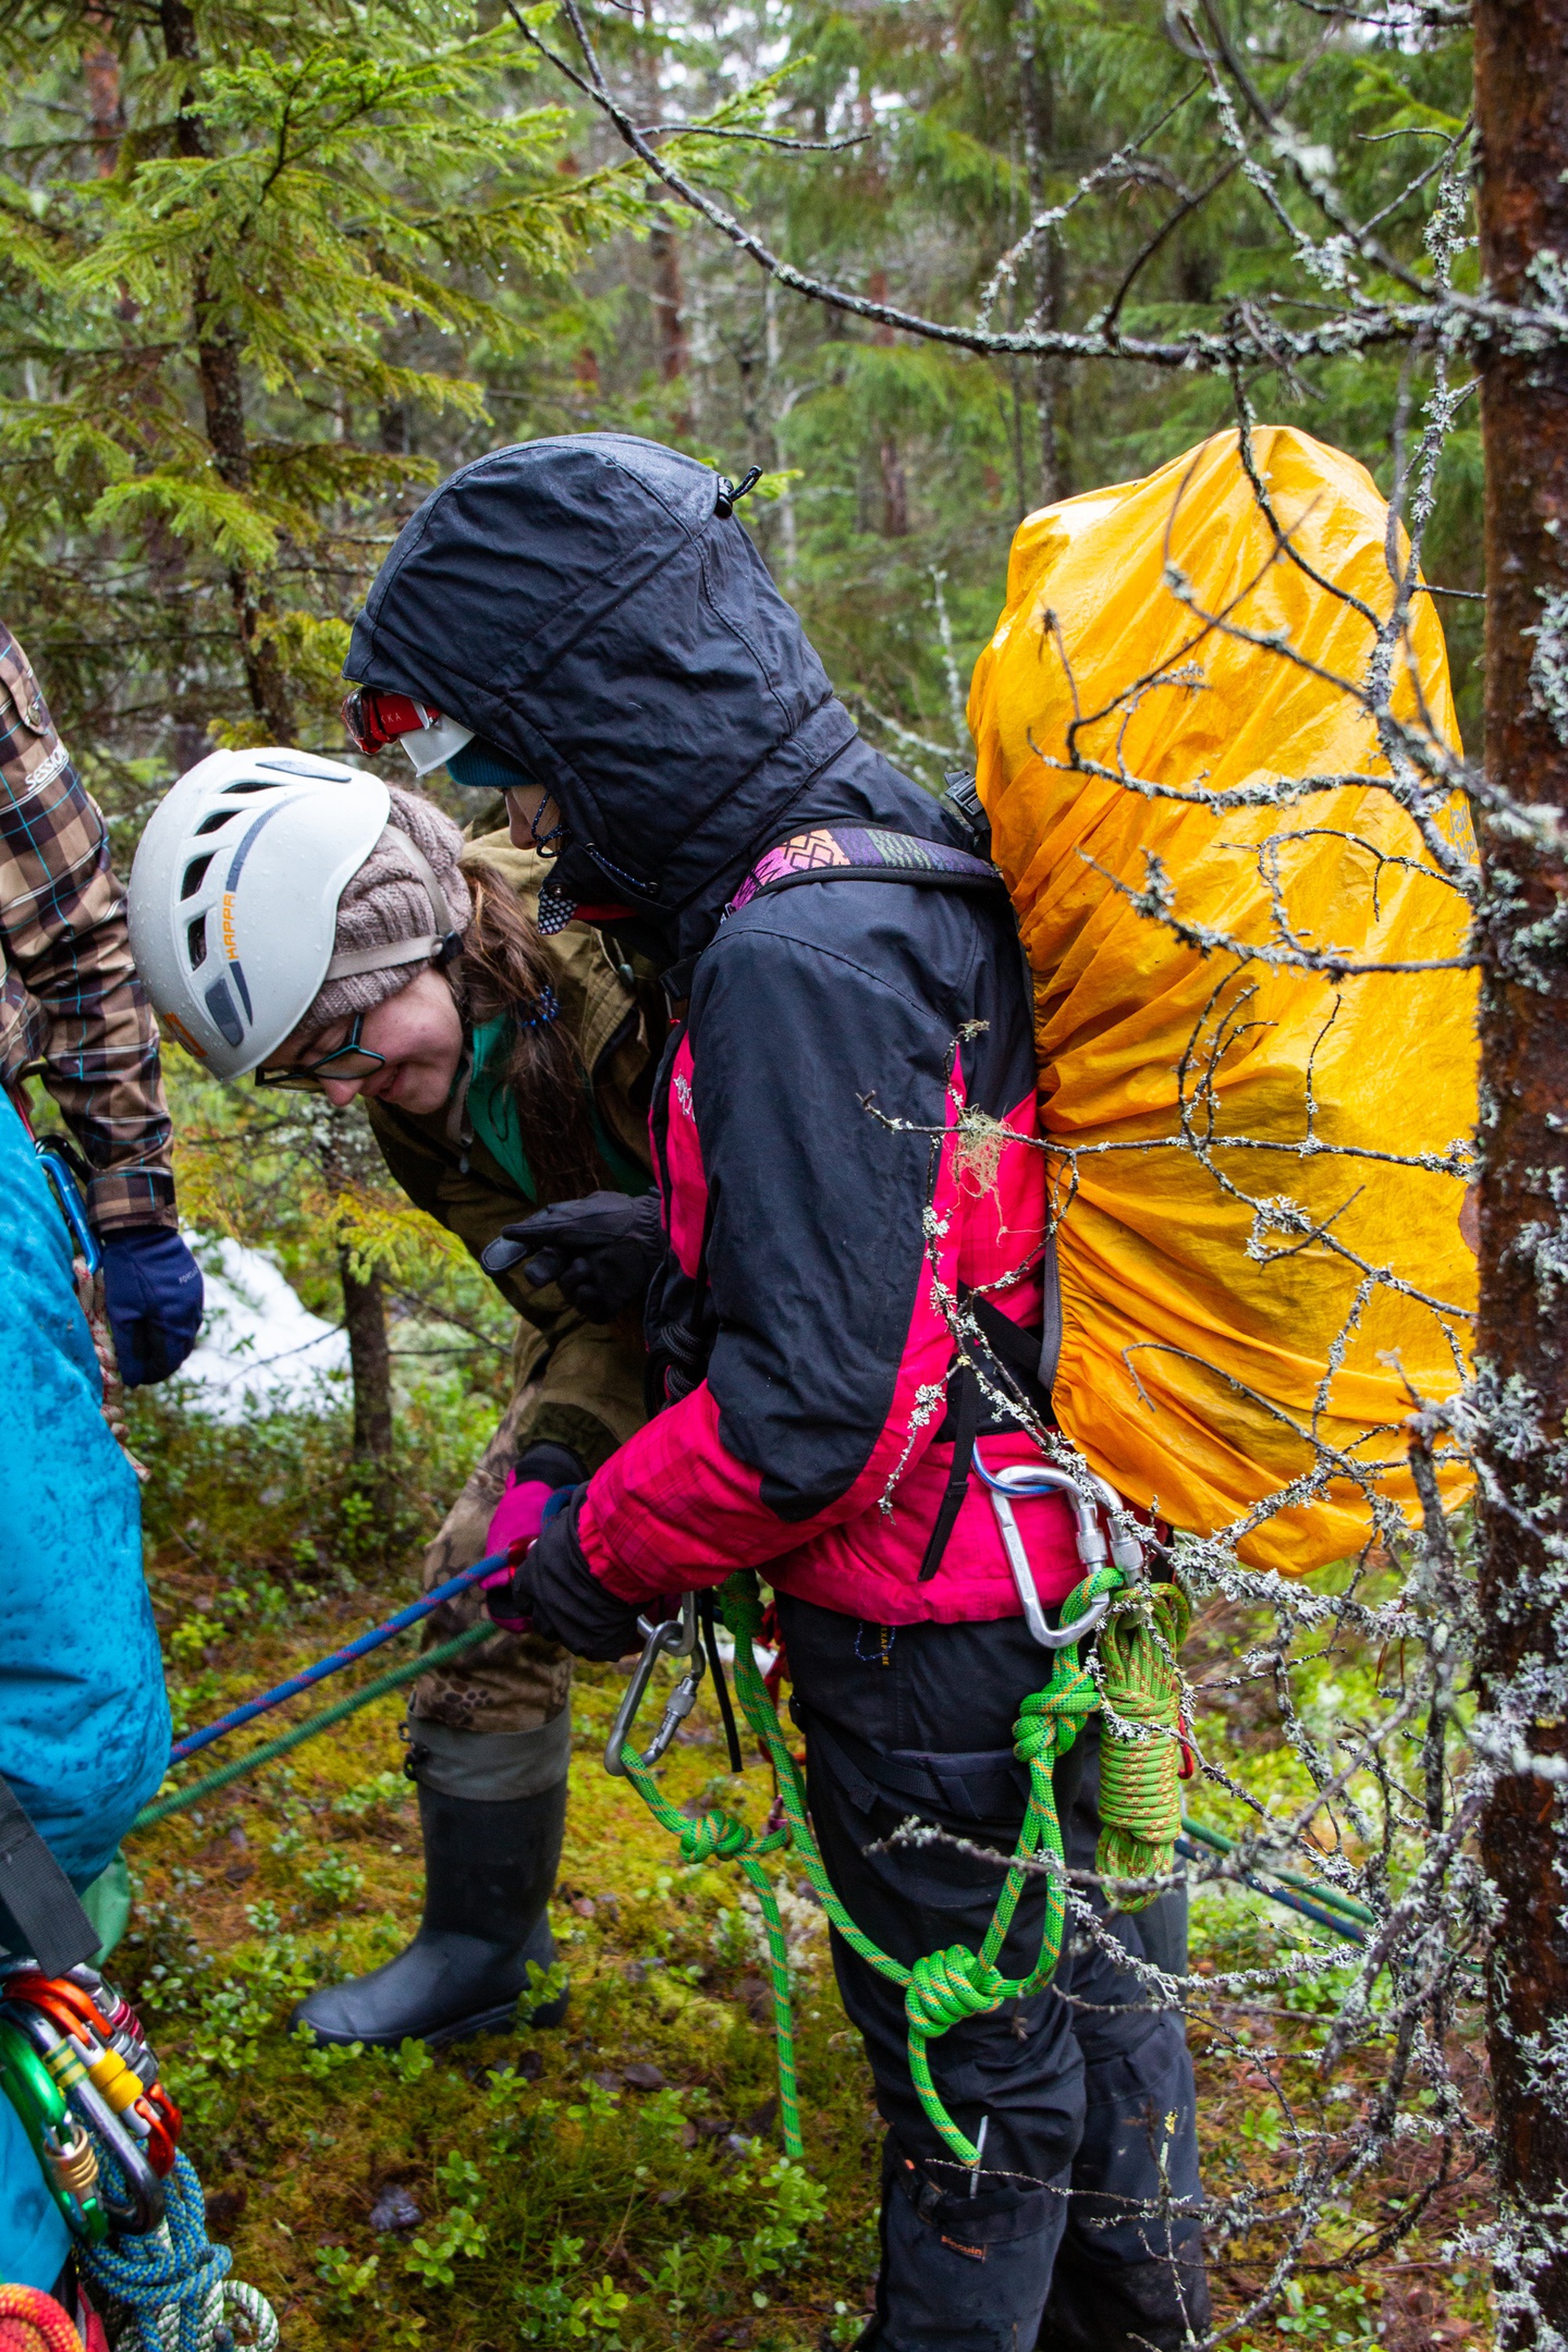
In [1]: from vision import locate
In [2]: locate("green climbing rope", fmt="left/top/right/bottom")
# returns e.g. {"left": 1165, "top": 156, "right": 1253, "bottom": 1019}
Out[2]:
{"left": 132, "top": 1624, "right": 492, "bottom": 1831}
{"left": 1094, "top": 1579, "right": 1190, "bottom": 1911}
{"left": 608, "top": 1559, "right": 1189, "bottom": 2173}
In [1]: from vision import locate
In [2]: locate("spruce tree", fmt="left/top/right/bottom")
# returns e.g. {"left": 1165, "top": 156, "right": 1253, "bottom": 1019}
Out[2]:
{"left": 0, "top": 0, "right": 648, "bottom": 779}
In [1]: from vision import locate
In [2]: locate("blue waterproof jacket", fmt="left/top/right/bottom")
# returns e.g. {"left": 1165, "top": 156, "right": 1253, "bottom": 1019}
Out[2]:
{"left": 0, "top": 1098, "right": 169, "bottom": 2286}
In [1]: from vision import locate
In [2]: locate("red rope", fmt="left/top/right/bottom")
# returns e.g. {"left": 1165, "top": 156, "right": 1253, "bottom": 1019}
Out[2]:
{"left": 0, "top": 2285, "right": 85, "bottom": 2352}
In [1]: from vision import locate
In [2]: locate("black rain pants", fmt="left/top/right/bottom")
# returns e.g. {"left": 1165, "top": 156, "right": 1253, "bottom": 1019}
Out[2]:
{"left": 776, "top": 1596, "right": 1210, "bottom": 2352}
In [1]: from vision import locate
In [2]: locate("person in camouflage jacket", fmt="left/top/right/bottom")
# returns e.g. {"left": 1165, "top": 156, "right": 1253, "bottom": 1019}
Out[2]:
{"left": 285, "top": 816, "right": 659, "bottom": 2051}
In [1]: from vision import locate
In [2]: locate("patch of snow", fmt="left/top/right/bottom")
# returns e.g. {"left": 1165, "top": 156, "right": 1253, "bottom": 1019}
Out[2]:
{"left": 179, "top": 1236, "right": 347, "bottom": 1420}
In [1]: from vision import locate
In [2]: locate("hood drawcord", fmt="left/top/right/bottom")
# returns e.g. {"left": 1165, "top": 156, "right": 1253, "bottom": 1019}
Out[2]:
{"left": 715, "top": 465, "right": 763, "bottom": 518}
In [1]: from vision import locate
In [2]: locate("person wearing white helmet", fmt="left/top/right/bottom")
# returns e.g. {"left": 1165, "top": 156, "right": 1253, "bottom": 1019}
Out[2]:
{"left": 128, "top": 742, "right": 663, "bottom": 2049}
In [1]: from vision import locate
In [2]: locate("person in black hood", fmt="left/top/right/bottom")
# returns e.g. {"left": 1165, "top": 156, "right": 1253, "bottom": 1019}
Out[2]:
{"left": 347, "top": 434, "right": 956, "bottom": 966}
{"left": 343, "top": 432, "right": 1208, "bottom": 2352}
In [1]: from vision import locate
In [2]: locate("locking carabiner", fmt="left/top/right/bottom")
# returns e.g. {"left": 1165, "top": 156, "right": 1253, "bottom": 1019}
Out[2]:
{"left": 0, "top": 2016, "right": 108, "bottom": 2245}
{"left": 604, "top": 1595, "right": 706, "bottom": 1778}
{"left": 971, "top": 1450, "right": 1142, "bottom": 1650}
{"left": 1, "top": 2002, "right": 165, "bottom": 2235}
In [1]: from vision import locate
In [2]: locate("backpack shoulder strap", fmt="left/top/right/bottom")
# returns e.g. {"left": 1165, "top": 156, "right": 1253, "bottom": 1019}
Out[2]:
{"left": 724, "top": 825, "right": 1003, "bottom": 918}
{"left": 0, "top": 1774, "right": 100, "bottom": 1977}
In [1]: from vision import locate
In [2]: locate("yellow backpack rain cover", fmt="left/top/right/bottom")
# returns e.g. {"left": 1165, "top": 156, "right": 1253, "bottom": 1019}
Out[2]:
{"left": 967, "top": 426, "right": 1476, "bottom": 1576}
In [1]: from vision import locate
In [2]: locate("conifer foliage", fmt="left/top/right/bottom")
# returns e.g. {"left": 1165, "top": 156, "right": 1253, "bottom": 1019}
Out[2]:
{"left": 0, "top": 0, "right": 647, "bottom": 762}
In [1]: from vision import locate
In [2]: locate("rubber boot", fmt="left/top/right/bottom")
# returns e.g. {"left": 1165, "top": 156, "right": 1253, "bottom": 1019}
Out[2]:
{"left": 291, "top": 1780, "right": 569, "bottom": 2048}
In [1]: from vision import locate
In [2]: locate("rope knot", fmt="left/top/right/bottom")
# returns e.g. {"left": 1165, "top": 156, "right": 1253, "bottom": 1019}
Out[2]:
{"left": 1013, "top": 1662, "right": 1097, "bottom": 1766}
{"left": 717, "top": 1570, "right": 765, "bottom": 1647}
{"left": 905, "top": 1946, "right": 1007, "bottom": 2038}
{"left": 677, "top": 1810, "right": 752, "bottom": 1866}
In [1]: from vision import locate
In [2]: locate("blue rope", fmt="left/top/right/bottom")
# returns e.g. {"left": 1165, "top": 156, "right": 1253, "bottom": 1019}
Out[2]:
{"left": 78, "top": 2152, "right": 232, "bottom": 2352}
{"left": 170, "top": 1548, "right": 509, "bottom": 1762}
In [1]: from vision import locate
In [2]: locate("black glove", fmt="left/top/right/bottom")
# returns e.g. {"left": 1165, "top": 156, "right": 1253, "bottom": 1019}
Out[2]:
{"left": 481, "top": 1191, "right": 664, "bottom": 1322}
{"left": 100, "top": 1226, "right": 205, "bottom": 1385}
{"left": 484, "top": 1486, "right": 648, "bottom": 1661}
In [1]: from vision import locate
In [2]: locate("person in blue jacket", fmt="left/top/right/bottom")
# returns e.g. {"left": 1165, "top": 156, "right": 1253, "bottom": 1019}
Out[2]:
{"left": 0, "top": 1098, "right": 169, "bottom": 2289}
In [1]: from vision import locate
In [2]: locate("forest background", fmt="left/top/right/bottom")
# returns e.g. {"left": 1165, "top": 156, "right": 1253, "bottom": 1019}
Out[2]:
{"left": 0, "top": 0, "right": 1494, "bottom": 2341}
{"left": 0, "top": 0, "right": 1481, "bottom": 1428}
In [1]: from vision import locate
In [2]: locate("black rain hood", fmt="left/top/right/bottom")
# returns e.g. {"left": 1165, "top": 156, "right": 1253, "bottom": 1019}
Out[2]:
{"left": 344, "top": 433, "right": 952, "bottom": 962}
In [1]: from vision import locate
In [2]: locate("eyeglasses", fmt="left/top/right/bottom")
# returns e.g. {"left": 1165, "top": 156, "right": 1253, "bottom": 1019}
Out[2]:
{"left": 255, "top": 1012, "right": 387, "bottom": 1092}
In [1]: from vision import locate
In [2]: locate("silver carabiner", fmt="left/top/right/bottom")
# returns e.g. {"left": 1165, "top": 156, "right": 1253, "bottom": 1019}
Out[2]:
{"left": 604, "top": 1594, "right": 705, "bottom": 1777}
{"left": 971, "top": 1452, "right": 1123, "bottom": 1651}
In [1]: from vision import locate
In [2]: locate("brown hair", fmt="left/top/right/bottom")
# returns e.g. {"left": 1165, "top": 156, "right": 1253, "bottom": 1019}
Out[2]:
{"left": 457, "top": 866, "right": 599, "bottom": 1202}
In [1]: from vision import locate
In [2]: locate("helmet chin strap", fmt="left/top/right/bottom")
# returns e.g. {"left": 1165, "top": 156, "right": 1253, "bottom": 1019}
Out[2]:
{"left": 324, "top": 831, "right": 463, "bottom": 982}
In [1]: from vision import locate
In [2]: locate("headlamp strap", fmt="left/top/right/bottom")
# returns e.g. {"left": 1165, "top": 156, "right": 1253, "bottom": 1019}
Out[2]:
{"left": 325, "top": 831, "right": 463, "bottom": 981}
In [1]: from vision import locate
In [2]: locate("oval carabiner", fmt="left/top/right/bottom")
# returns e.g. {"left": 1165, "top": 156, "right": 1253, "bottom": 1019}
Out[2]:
{"left": 604, "top": 1595, "right": 705, "bottom": 1777}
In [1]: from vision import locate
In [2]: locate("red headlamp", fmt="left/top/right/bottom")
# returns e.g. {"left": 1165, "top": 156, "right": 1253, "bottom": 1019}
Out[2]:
{"left": 341, "top": 687, "right": 444, "bottom": 756}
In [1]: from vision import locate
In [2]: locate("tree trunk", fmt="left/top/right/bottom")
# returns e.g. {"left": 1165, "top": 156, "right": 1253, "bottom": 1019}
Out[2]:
{"left": 339, "top": 1247, "right": 394, "bottom": 1465}
{"left": 82, "top": 9, "right": 124, "bottom": 176}
{"left": 649, "top": 226, "right": 690, "bottom": 424}
{"left": 636, "top": 0, "right": 689, "bottom": 430}
{"left": 866, "top": 271, "right": 909, "bottom": 537}
{"left": 1473, "top": 0, "right": 1568, "bottom": 2338}
{"left": 158, "top": 0, "right": 293, "bottom": 740}
{"left": 879, "top": 439, "right": 909, "bottom": 538}
{"left": 763, "top": 276, "right": 798, "bottom": 587}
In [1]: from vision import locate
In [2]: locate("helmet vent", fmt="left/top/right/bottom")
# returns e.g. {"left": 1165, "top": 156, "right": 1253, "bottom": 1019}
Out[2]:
{"left": 186, "top": 914, "right": 208, "bottom": 969}
{"left": 180, "top": 855, "right": 212, "bottom": 899}
{"left": 225, "top": 778, "right": 290, "bottom": 794}
{"left": 194, "top": 810, "right": 236, "bottom": 837}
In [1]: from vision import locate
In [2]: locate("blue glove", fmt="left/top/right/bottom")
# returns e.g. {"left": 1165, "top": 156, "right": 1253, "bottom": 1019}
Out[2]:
{"left": 100, "top": 1227, "right": 205, "bottom": 1386}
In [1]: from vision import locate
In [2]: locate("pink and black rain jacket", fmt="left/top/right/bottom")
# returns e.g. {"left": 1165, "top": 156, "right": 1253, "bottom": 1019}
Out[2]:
{"left": 345, "top": 432, "right": 1082, "bottom": 1626}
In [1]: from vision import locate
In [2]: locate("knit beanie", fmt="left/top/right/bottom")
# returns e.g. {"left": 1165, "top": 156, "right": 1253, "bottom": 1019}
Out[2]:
{"left": 300, "top": 786, "right": 472, "bottom": 1036}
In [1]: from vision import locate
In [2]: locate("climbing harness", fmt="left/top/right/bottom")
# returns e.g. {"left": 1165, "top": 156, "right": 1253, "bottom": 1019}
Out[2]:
{"left": 0, "top": 1777, "right": 103, "bottom": 1983}
{"left": 604, "top": 1469, "right": 1191, "bottom": 2172}
{"left": 0, "top": 1965, "right": 278, "bottom": 2350}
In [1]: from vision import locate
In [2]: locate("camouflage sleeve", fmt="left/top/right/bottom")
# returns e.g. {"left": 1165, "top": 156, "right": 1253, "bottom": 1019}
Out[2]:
{"left": 365, "top": 1098, "right": 646, "bottom": 1472}
{"left": 0, "top": 626, "right": 176, "bottom": 1231}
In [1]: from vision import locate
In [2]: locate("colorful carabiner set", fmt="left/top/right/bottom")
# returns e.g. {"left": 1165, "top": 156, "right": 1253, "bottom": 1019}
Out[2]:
{"left": 0, "top": 1964, "right": 182, "bottom": 2245}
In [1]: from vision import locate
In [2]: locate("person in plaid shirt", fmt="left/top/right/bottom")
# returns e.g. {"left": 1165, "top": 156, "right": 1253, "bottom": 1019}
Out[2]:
{"left": 0, "top": 622, "right": 201, "bottom": 1383}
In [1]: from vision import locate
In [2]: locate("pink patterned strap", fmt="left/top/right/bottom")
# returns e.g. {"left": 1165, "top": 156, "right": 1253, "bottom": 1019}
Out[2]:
{"left": 725, "top": 825, "right": 998, "bottom": 917}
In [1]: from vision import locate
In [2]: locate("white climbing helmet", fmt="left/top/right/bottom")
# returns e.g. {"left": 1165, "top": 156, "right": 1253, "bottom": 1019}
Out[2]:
{"left": 128, "top": 747, "right": 453, "bottom": 1081}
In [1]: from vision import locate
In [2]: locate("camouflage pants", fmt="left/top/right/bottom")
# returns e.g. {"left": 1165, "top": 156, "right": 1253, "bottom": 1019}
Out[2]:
{"left": 405, "top": 1321, "right": 646, "bottom": 1802}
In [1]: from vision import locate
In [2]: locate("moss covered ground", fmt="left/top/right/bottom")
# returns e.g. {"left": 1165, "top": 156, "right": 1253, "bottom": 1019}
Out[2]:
{"left": 111, "top": 1386, "right": 1496, "bottom": 2350}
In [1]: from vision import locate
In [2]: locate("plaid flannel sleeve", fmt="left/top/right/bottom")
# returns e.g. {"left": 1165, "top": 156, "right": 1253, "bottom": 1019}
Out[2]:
{"left": 0, "top": 626, "right": 176, "bottom": 1231}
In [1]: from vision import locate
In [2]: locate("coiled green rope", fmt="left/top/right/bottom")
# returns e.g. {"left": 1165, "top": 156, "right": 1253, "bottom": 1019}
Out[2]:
{"left": 608, "top": 1559, "right": 1187, "bottom": 2172}
{"left": 1094, "top": 1578, "right": 1190, "bottom": 1912}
